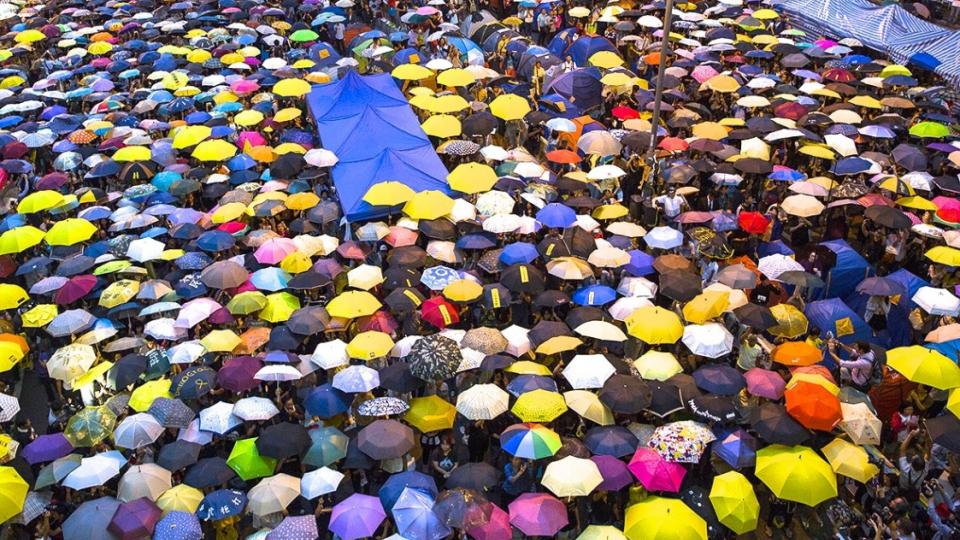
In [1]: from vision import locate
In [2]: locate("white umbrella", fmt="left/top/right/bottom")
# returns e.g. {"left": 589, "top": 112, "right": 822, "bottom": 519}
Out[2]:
{"left": 482, "top": 214, "right": 521, "bottom": 234}
{"left": 332, "top": 365, "right": 380, "bottom": 393}
{"left": 824, "top": 134, "right": 858, "bottom": 157}
{"left": 574, "top": 321, "right": 628, "bottom": 342}
{"left": 117, "top": 464, "right": 171, "bottom": 502}
{"left": 247, "top": 474, "right": 301, "bottom": 516}
{"left": 912, "top": 286, "right": 960, "bottom": 316}
{"left": 47, "top": 343, "right": 96, "bottom": 381}
{"left": 312, "top": 339, "right": 349, "bottom": 369}
{"left": 475, "top": 191, "right": 514, "bottom": 216}
{"left": 456, "top": 384, "right": 509, "bottom": 420}
{"left": 541, "top": 456, "right": 603, "bottom": 497}
{"left": 126, "top": 237, "right": 165, "bottom": 263}
{"left": 177, "top": 418, "right": 213, "bottom": 445}
{"left": 588, "top": 247, "right": 631, "bottom": 268}
{"left": 501, "top": 325, "right": 531, "bottom": 356}
{"left": 562, "top": 354, "right": 616, "bottom": 389}
{"left": 608, "top": 296, "right": 654, "bottom": 321}
{"left": 301, "top": 467, "right": 345, "bottom": 499}
{"left": 113, "top": 413, "right": 164, "bottom": 449}
{"left": 0, "top": 392, "right": 19, "bottom": 422}
{"left": 232, "top": 397, "right": 280, "bottom": 421}
{"left": 304, "top": 148, "right": 338, "bottom": 167}
{"left": 174, "top": 298, "right": 223, "bottom": 329}
{"left": 62, "top": 453, "right": 121, "bottom": 490}
{"left": 757, "top": 254, "right": 804, "bottom": 280}
{"left": 682, "top": 323, "right": 734, "bottom": 358}
{"left": 390, "top": 335, "right": 422, "bottom": 358}
{"left": 254, "top": 364, "right": 303, "bottom": 382}
{"left": 644, "top": 227, "right": 683, "bottom": 249}
{"left": 166, "top": 340, "right": 205, "bottom": 365}
{"left": 144, "top": 318, "right": 187, "bottom": 341}
{"left": 199, "top": 402, "right": 242, "bottom": 434}
{"left": 456, "top": 347, "right": 486, "bottom": 372}
{"left": 617, "top": 276, "right": 658, "bottom": 298}
{"left": 587, "top": 164, "right": 626, "bottom": 180}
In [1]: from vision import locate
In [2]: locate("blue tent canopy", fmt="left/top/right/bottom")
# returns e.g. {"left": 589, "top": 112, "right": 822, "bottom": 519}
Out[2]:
{"left": 820, "top": 239, "right": 873, "bottom": 299}
{"left": 543, "top": 67, "right": 602, "bottom": 111}
{"left": 805, "top": 298, "right": 873, "bottom": 345}
{"left": 306, "top": 72, "right": 449, "bottom": 222}
{"left": 846, "top": 269, "right": 927, "bottom": 348}
{"left": 566, "top": 35, "right": 618, "bottom": 66}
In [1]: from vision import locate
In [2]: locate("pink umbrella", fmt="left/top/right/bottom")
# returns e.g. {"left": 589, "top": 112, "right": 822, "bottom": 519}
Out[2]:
{"left": 467, "top": 504, "right": 511, "bottom": 540}
{"left": 627, "top": 447, "right": 686, "bottom": 492}
{"left": 236, "top": 131, "right": 268, "bottom": 149}
{"left": 230, "top": 79, "right": 260, "bottom": 94}
{"left": 743, "top": 368, "right": 786, "bottom": 399}
{"left": 385, "top": 227, "right": 419, "bottom": 247}
{"left": 815, "top": 38, "right": 838, "bottom": 49}
{"left": 416, "top": 5, "right": 439, "bottom": 14}
{"left": 507, "top": 493, "right": 568, "bottom": 537}
{"left": 691, "top": 65, "right": 719, "bottom": 84}
{"left": 254, "top": 238, "right": 298, "bottom": 265}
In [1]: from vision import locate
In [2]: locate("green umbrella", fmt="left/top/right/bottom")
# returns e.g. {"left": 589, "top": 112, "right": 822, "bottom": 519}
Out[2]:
{"left": 227, "top": 438, "right": 278, "bottom": 481}
{"left": 909, "top": 121, "right": 951, "bottom": 139}
{"left": 290, "top": 29, "right": 319, "bottom": 42}
{"left": 64, "top": 406, "right": 117, "bottom": 447}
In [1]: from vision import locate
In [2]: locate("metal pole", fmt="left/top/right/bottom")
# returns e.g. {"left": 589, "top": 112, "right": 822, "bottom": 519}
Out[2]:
{"left": 645, "top": 0, "right": 675, "bottom": 162}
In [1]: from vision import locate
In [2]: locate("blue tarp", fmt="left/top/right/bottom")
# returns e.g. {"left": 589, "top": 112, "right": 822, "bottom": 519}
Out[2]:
{"left": 805, "top": 298, "right": 873, "bottom": 345}
{"left": 773, "top": 0, "right": 960, "bottom": 87}
{"left": 820, "top": 240, "right": 873, "bottom": 300}
{"left": 306, "top": 72, "right": 449, "bottom": 221}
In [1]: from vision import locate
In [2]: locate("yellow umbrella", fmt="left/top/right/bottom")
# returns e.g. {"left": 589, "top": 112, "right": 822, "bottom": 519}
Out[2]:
{"left": 633, "top": 350, "right": 683, "bottom": 381}
{"left": 226, "top": 291, "right": 268, "bottom": 315}
{"left": 511, "top": 389, "right": 568, "bottom": 422}
{"left": 691, "top": 122, "right": 729, "bottom": 140}
{"left": 421, "top": 114, "right": 461, "bottom": 138}
{"left": 45, "top": 218, "right": 97, "bottom": 246}
{"left": 448, "top": 163, "right": 498, "bottom": 194}
{"left": 0, "top": 341, "right": 25, "bottom": 372}
{"left": 535, "top": 335, "right": 583, "bottom": 355}
{"left": 129, "top": 379, "right": 172, "bottom": 411}
{"left": 274, "top": 108, "right": 302, "bottom": 123}
{"left": 898, "top": 196, "right": 938, "bottom": 211}
{"left": 768, "top": 303, "right": 808, "bottom": 338}
{"left": 192, "top": 139, "right": 238, "bottom": 161}
{"left": 0, "top": 467, "right": 28, "bottom": 524}
{"left": 200, "top": 329, "right": 242, "bottom": 352}
{"left": 569, "top": 6, "right": 590, "bottom": 17}
{"left": 98, "top": 279, "right": 140, "bottom": 308}
{"left": 14, "top": 29, "right": 46, "bottom": 44}
{"left": 347, "top": 331, "right": 394, "bottom": 360}
{"left": 259, "top": 292, "right": 300, "bottom": 323}
{"left": 0, "top": 284, "right": 28, "bottom": 310}
{"left": 682, "top": 291, "right": 730, "bottom": 324}
{"left": 577, "top": 525, "right": 627, "bottom": 540}
{"left": 443, "top": 279, "right": 483, "bottom": 302}
{"left": 405, "top": 395, "right": 456, "bottom": 432}
{"left": 280, "top": 252, "right": 312, "bottom": 274}
{"left": 755, "top": 444, "right": 837, "bottom": 507}
{"left": 235, "top": 109, "right": 265, "bottom": 127}
{"left": 709, "top": 471, "right": 759, "bottom": 535}
{"left": 436, "top": 68, "right": 475, "bottom": 87}
{"left": 887, "top": 345, "right": 960, "bottom": 389}
{"left": 112, "top": 145, "right": 151, "bottom": 162}
{"left": 273, "top": 78, "right": 312, "bottom": 97}
{"left": 505, "top": 360, "right": 553, "bottom": 376}
{"left": 625, "top": 497, "right": 707, "bottom": 540}
{"left": 285, "top": 192, "right": 320, "bottom": 211}
{"left": 700, "top": 75, "right": 740, "bottom": 93}
{"left": 787, "top": 373, "right": 840, "bottom": 395}
{"left": 17, "top": 190, "right": 65, "bottom": 213}
{"left": 21, "top": 304, "right": 57, "bottom": 328}
{"left": 392, "top": 63, "right": 434, "bottom": 81}
{"left": 71, "top": 360, "right": 114, "bottom": 389}
{"left": 161, "top": 72, "right": 189, "bottom": 90}
{"left": 156, "top": 484, "right": 203, "bottom": 514}
{"left": 211, "top": 202, "right": 247, "bottom": 224}
{"left": 327, "top": 290, "right": 382, "bottom": 319}
{"left": 753, "top": 8, "right": 779, "bottom": 18}
{"left": 403, "top": 190, "right": 455, "bottom": 220}
{"left": 563, "top": 390, "right": 614, "bottom": 425}
{"left": 592, "top": 204, "right": 629, "bottom": 220}
{"left": 926, "top": 246, "right": 960, "bottom": 266}
{"left": 0, "top": 225, "right": 45, "bottom": 254}
{"left": 489, "top": 94, "right": 532, "bottom": 121}
{"left": 821, "top": 438, "right": 879, "bottom": 483}
{"left": 363, "top": 181, "right": 416, "bottom": 206}
{"left": 588, "top": 51, "right": 624, "bottom": 69}
{"left": 172, "top": 125, "right": 212, "bottom": 149}
{"left": 881, "top": 64, "right": 912, "bottom": 78}
{"left": 798, "top": 144, "right": 836, "bottom": 160}
{"left": 433, "top": 95, "right": 470, "bottom": 113}
{"left": 600, "top": 72, "right": 636, "bottom": 87}
{"left": 626, "top": 306, "right": 683, "bottom": 344}
{"left": 849, "top": 95, "right": 882, "bottom": 109}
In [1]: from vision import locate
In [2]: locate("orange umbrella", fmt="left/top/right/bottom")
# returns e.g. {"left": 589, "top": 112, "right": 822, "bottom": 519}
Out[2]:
{"left": 771, "top": 341, "right": 822, "bottom": 367}
{"left": 0, "top": 333, "right": 28, "bottom": 354}
{"left": 235, "top": 327, "right": 270, "bottom": 355}
{"left": 789, "top": 365, "right": 836, "bottom": 384}
{"left": 784, "top": 381, "right": 842, "bottom": 431}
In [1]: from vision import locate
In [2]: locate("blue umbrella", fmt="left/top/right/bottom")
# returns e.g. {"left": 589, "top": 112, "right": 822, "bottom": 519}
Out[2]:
{"left": 381, "top": 471, "right": 439, "bottom": 512}
{"left": 499, "top": 242, "right": 539, "bottom": 265}
{"left": 420, "top": 266, "right": 463, "bottom": 290}
{"left": 831, "top": 156, "right": 873, "bottom": 175}
{"left": 154, "top": 511, "right": 202, "bottom": 540}
{"left": 536, "top": 203, "right": 576, "bottom": 228}
{"left": 572, "top": 284, "right": 617, "bottom": 306}
{"left": 174, "top": 252, "right": 213, "bottom": 271}
{"left": 392, "top": 487, "right": 452, "bottom": 540}
{"left": 197, "top": 489, "right": 247, "bottom": 521}
{"left": 304, "top": 383, "right": 351, "bottom": 418}
{"left": 251, "top": 267, "right": 293, "bottom": 291}
{"left": 625, "top": 250, "right": 654, "bottom": 276}
{"left": 195, "top": 231, "right": 235, "bottom": 252}
{"left": 711, "top": 428, "right": 757, "bottom": 469}
{"left": 767, "top": 168, "right": 805, "bottom": 182}
{"left": 303, "top": 425, "right": 349, "bottom": 467}
{"left": 506, "top": 374, "right": 558, "bottom": 397}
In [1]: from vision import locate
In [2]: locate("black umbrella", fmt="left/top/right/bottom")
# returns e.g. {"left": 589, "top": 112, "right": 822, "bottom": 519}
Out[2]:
{"left": 599, "top": 374, "right": 651, "bottom": 414}
{"left": 925, "top": 414, "right": 960, "bottom": 452}
{"left": 659, "top": 270, "right": 702, "bottom": 301}
{"left": 184, "top": 457, "right": 236, "bottom": 488}
{"left": 732, "top": 303, "right": 778, "bottom": 330}
{"left": 481, "top": 284, "right": 512, "bottom": 309}
{"left": 864, "top": 205, "right": 911, "bottom": 229}
{"left": 446, "top": 462, "right": 500, "bottom": 492}
{"left": 388, "top": 246, "right": 429, "bottom": 267}
{"left": 383, "top": 267, "right": 423, "bottom": 290}
{"left": 409, "top": 334, "right": 463, "bottom": 381}
{"left": 891, "top": 143, "right": 927, "bottom": 171}
{"left": 463, "top": 112, "right": 497, "bottom": 136}
{"left": 750, "top": 403, "right": 811, "bottom": 445}
{"left": 384, "top": 287, "right": 425, "bottom": 313}
{"left": 378, "top": 362, "right": 423, "bottom": 393}
{"left": 157, "top": 440, "right": 202, "bottom": 472}
{"left": 434, "top": 488, "right": 491, "bottom": 530}
{"left": 687, "top": 394, "right": 738, "bottom": 423}
{"left": 500, "top": 263, "right": 546, "bottom": 294}
{"left": 692, "top": 364, "right": 746, "bottom": 396}
{"left": 681, "top": 486, "right": 724, "bottom": 540}
{"left": 419, "top": 219, "right": 457, "bottom": 240}
{"left": 286, "top": 305, "right": 330, "bottom": 335}
{"left": 288, "top": 271, "right": 331, "bottom": 291}
{"left": 533, "top": 290, "right": 571, "bottom": 308}
{"left": 172, "top": 366, "right": 217, "bottom": 400}
{"left": 528, "top": 320, "right": 571, "bottom": 348}
{"left": 357, "top": 419, "right": 415, "bottom": 460}
{"left": 256, "top": 423, "right": 312, "bottom": 459}
{"left": 106, "top": 354, "right": 147, "bottom": 390}
{"left": 584, "top": 426, "right": 638, "bottom": 457}
{"left": 776, "top": 270, "right": 826, "bottom": 289}
{"left": 147, "top": 398, "right": 196, "bottom": 429}
{"left": 267, "top": 325, "right": 303, "bottom": 351}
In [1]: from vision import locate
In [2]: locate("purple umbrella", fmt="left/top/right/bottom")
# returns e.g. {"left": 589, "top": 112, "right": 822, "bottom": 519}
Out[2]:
{"left": 108, "top": 497, "right": 161, "bottom": 540}
{"left": 507, "top": 493, "right": 568, "bottom": 537}
{"left": 266, "top": 515, "right": 319, "bottom": 540}
{"left": 22, "top": 433, "right": 74, "bottom": 464}
{"left": 217, "top": 356, "right": 263, "bottom": 393}
{"left": 329, "top": 494, "right": 386, "bottom": 540}
{"left": 590, "top": 455, "right": 633, "bottom": 491}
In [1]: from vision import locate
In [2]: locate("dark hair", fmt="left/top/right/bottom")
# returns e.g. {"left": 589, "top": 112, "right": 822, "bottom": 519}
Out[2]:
{"left": 855, "top": 341, "right": 871, "bottom": 353}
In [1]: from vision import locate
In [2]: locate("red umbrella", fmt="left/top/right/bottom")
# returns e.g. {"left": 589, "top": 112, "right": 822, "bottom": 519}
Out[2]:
{"left": 774, "top": 102, "right": 807, "bottom": 120}
{"left": 627, "top": 447, "right": 686, "bottom": 492}
{"left": 738, "top": 211, "right": 770, "bottom": 234}
{"left": 420, "top": 296, "right": 460, "bottom": 329}
{"left": 546, "top": 149, "right": 582, "bottom": 164}
{"left": 54, "top": 274, "right": 98, "bottom": 305}
{"left": 822, "top": 67, "right": 856, "bottom": 82}
{"left": 611, "top": 105, "right": 639, "bottom": 120}
{"left": 657, "top": 137, "right": 688, "bottom": 152}
{"left": 857, "top": 193, "right": 894, "bottom": 207}
{"left": 784, "top": 380, "right": 842, "bottom": 432}
{"left": 507, "top": 493, "right": 568, "bottom": 537}
{"left": 675, "top": 211, "right": 714, "bottom": 224}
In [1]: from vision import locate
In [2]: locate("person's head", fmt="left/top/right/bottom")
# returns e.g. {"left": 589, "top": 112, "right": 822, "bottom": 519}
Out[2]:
{"left": 855, "top": 341, "right": 871, "bottom": 354}
{"left": 910, "top": 454, "right": 925, "bottom": 472}
{"left": 902, "top": 404, "right": 915, "bottom": 417}
{"left": 565, "top": 55, "right": 572, "bottom": 62}
{"left": 511, "top": 456, "right": 523, "bottom": 468}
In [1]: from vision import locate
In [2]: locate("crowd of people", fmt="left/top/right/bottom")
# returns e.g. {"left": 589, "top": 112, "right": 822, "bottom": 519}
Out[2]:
{"left": 0, "top": 0, "right": 959, "bottom": 538}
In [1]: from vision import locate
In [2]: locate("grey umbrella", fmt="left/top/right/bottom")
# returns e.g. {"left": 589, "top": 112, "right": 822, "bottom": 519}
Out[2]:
{"left": 63, "top": 496, "right": 122, "bottom": 540}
